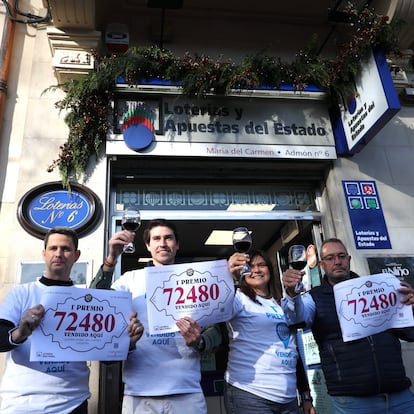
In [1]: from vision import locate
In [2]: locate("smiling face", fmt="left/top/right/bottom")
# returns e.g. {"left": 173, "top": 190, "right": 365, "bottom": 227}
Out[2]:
{"left": 145, "top": 225, "right": 179, "bottom": 266}
{"left": 245, "top": 254, "right": 271, "bottom": 295}
{"left": 42, "top": 233, "right": 80, "bottom": 280}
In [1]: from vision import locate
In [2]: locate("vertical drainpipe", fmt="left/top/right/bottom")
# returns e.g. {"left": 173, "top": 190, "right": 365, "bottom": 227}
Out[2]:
{"left": 0, "top": 0, "right": 16, "bottom": 137}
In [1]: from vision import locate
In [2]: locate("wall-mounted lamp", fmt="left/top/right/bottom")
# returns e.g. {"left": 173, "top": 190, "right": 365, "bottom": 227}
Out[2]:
{"left": 105, "top": 23, "right": 129, "bottom": 54}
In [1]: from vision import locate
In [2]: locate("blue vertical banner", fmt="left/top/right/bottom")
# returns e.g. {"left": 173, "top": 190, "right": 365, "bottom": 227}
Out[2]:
{"left": 342, "top": 180, "right": 391, "bottom": 249}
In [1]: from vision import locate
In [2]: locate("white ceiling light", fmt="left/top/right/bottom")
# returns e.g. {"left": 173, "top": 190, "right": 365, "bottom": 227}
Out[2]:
{"left": 227, "top": 203, "right": 276, "bottom": 211}
{"left": 205, "top": 230, "right": 233, "bottom": 246}
{"left": 205, "top": 229, "right": 253, "bottom": 245}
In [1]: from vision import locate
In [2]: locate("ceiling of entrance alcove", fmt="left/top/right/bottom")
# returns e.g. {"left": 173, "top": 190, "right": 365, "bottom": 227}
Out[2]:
{"left": 120, "top": 218, "right": 316, "bottom": 271}
{"left": 131, "top": 219, "right": 285, "bottom": 262}
{"left": 111, "top": 157, "right": 327, "bottom": 266}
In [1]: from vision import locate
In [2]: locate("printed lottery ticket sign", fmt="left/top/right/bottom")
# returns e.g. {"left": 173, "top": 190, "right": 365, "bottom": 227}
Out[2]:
{"left": 334, "top": 273, "right": 414, "bottom": 342}
{"left": 31, "top": 287, "right": 133, "bottom": 361}
{"left": 146, "top": 259, "right": 234, "bottom": 334}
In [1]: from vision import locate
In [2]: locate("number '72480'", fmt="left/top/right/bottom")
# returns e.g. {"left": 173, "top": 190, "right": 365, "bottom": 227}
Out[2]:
{"left": 347, "top": 292, "right": 397, "bottom": 315}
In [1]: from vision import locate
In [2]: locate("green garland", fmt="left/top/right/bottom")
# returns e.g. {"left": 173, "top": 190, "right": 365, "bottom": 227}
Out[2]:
{"left": 47, "top": 2, "right": 404, "bottom": 188}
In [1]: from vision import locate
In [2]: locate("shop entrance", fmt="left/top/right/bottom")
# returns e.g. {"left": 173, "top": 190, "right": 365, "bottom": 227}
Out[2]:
{"left": 98, "top": 216, "right": 323, "bottom": 414}
{"left": 97, "top": 156, "right": 328, "bottom": 413}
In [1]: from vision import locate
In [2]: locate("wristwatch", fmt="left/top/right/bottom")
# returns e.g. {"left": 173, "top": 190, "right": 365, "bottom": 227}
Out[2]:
{"left": 301, "top": 391, "right": 313, "bottom": 403}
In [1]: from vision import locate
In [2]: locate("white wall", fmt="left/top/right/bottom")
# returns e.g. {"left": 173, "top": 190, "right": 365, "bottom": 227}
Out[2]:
{"left": 0, "top": 5, "right": 107, "bottom": 411}
{"left": 322, "top": 106, "right": 414, "bottom": 274}
{"left": 1, "top": 2, "right": 414, "bottom": 412}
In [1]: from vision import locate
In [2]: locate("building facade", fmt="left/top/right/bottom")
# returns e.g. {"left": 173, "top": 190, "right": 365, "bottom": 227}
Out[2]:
{"left": 1, "top": 1, "right": 414, "bottom": 413}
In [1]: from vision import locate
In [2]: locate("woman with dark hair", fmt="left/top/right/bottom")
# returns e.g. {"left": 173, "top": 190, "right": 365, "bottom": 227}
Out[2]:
{"left": 226, "top": 250, "right": 315, "bottom": 414}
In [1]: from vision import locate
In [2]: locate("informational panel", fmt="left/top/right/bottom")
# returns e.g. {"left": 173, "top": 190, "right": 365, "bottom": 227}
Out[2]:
{"left": 342, "top": 180, "right": 391, "bottom": 249}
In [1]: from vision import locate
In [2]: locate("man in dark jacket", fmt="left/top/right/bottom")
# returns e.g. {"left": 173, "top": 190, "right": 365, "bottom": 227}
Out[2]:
{"left": 281, "top": 237, "right": 414, "bottom": 414}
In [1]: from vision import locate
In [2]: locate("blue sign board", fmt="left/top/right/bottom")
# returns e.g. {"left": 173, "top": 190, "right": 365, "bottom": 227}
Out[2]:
{"left": 342, "top": 180, "right": 391, "bottom": 249}
{"left": 17, "top": 182, "right": 103, "bottom": 239}
{"left": 332, "top": 49, "right": 400, "bottom": 155}
{"left": 28, "top": 190, "right": 92, "bottom": 230}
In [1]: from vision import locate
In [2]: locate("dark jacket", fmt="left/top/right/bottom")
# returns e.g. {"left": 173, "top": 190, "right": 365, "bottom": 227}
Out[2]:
{"left": 310, "top": 273, "right": 414, "bottom": 396}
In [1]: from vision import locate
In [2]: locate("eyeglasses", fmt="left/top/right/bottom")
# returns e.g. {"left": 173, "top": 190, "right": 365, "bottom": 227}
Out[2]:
{"left": 321, "top": 253, "right": 349, "bottom": 262}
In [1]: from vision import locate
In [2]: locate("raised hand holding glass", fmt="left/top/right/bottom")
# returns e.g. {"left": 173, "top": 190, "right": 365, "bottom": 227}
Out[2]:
{"left": 288, "top": 245, "right": 307, "bottom": 294}
{"left": 121, "top": 208, "right": 141, "bottom": 254}
{"left": 232, "top": 227, "right": 252, "bottom": 279}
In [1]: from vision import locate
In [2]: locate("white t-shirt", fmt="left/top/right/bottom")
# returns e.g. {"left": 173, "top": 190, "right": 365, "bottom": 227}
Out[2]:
{"left": 0, "top": 280, "right": 90, "bottom": 414}
{"left": 112, "top": 269, "right": 202, "bottom": 396}
{"left": 225, "top": 289, "right": 298, "bottom": 403}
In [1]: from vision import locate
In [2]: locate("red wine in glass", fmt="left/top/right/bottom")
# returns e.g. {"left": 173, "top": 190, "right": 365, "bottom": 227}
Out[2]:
{"left": 290, "top": 260, "right": 307, "bottom": 271}
{"left": 288, "top": 245, "right": 307, "bottom": 293}
{"left": 122, "top": 221, "right": 140, "bottom": 232}
{"left": 121, "top": 208, "right": 141, "bottom": 253}
{"left": 234, "top": 241, "right": 252, "bottom": 253}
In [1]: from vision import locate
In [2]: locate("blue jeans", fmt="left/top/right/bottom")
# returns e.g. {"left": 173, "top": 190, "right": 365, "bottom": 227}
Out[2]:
{"left": 224, "top": 382, "right": 299, "bottom": 414}
{"left": 332, "top": 389, "right": 414, "bottom": 414}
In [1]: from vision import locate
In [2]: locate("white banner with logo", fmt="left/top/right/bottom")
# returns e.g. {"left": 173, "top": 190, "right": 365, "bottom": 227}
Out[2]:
{"left": 334, "top": 273, "right": 414, "bottom": 342}
{"left": 146, "top": 259, "right": 234, "bottom": 334}
{"left": 31, "top": 287, "right": 133, "bottom": 361}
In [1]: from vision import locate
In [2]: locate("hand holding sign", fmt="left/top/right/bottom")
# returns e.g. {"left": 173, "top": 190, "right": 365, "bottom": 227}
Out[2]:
{"left": 146, "top": 259, "right": 234, "bottom": 334}
{"left": 334, "top": 273, "right": 414, "bottom": 342}
{"left": 31, "top": 286, "right": 133, "bottom": 361}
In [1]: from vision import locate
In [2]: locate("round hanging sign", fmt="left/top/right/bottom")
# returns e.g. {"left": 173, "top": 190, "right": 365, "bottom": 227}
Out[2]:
{"left": 17, "top": 182, "right": 103, "bottom": 239}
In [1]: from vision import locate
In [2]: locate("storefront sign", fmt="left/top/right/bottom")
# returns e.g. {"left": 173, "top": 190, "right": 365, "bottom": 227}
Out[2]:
{"left": 367, "top": 256, "right": 414, "bottom": 288}
{"left": 342, "top": 180, "right": 391, "bottom": 249}
{"left": 17, "top": 181, "right": 103, "bottom": 239}
{"left": 108, "top": 94, "right": 337, "bottom": 161}
{"left": 332, "top": 48, "right": 400, "bottom": 155}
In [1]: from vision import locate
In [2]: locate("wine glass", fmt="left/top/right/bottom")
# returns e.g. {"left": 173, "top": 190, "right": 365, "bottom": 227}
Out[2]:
{"left": 121, "top": 208, "right": 141, "bottom": 254}
{"left": 288, "top": 245, "right": 307, "bottom": 294}
{"left": 232, "top": 227, "right": 252, "bottom": 279}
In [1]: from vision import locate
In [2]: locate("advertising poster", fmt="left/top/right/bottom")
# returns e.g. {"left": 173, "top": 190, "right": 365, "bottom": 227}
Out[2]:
{"left": 367, "top": 256, "right": 414, "bottom": 288}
